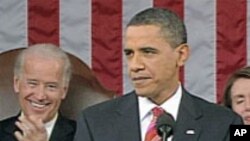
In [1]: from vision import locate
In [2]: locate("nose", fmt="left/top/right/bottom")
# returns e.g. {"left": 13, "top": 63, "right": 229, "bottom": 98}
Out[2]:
{"left": 128, "top": 54, "right": 144, "bottom": 72}
{"left": 35, "top": 85, "right": 47, "bottom": 100}
{"left": 245, "top": 96, "right": 250, "bottom": 111}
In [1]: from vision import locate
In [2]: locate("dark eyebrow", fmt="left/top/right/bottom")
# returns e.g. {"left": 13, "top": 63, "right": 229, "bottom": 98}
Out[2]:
{"left": 140, "top": 47, "right": 157, "bottom": 51}
{"left": 139, "top": 47, "right": 158, "bottom": 53}
{"left": 232, "top": 94, "right": 245, "bottom": 99}
{"left": 123, "top": 48, "right": 132, "bottom": 52}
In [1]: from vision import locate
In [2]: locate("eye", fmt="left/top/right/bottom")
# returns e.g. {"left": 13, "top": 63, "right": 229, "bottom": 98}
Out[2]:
{"left": 27, "top": 80, "right": 38, "bottom": 88}
{"left": 124, "top": 49, "right": 133, "bottom": 57}
{"left": 233, "top": 96, "right": 245, "bottom": 105}
{"left": 236, "top": 99, "right": 244, "bottom": 105}
{"left": 46, "top": 84, "right": 58, "bottom": 91}
{"left": 141, "top": 47, "right": 158, "bottom": 55}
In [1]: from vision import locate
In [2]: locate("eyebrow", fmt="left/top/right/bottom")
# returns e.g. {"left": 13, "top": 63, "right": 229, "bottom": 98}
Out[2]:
{"left": 123, "top": 48, "right": 132, "bottom": 52}
{"left": 232, "top": 94, "right": 245, "bottom": 99}
{"left": 124, "top": 46, "right": 158, "bottom": 51}
{"left": 139, "top": 47, "right": 158, "bottom": 51}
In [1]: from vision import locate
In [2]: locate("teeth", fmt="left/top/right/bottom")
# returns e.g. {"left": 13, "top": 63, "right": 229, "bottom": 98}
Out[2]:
{"left": 30, "top": 101, "right": 47, "bottom": 108}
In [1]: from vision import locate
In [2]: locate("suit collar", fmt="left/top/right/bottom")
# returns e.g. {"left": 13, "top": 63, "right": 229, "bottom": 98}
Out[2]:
{"left": 49, "top": 114, "right": 75, "bottom": 141}
{"left": 2, "top": 114, "right": 20, "bottom": 135}
{"left": 173, "top": 88, "right": 202, "bottom": 141}
{"left": 112, "top": 92, "right": 141, "bottom": 141}
{"left": 112, "top": 90, "right": 204, "bottom": 141}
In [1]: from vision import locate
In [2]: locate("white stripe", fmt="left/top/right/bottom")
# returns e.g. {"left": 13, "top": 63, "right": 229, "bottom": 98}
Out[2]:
{"left": 60, "top": 0, "right": 92, "bottom": 67}
{"left": 247, "top": 0, "right": 250, "bottom": 65}
{"left": 122, "top": 0, "right": 153, "bottom": 94}
{"left": 184, "top": 0, "right": 216, "bottom": 102}
{"left": 0, "top": 0, "right": 27, "bottom": 53}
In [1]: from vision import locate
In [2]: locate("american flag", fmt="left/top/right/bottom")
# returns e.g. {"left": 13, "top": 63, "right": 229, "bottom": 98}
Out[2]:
{"left": 0, "top": 0, "right": 250, "bottom": 103}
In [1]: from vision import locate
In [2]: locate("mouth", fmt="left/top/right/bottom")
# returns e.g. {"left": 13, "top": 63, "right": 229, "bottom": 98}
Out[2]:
{"left": 132, "top": 76, "right": 151, "bottom": 86}
{"left": 244, "top": 116, "right": 250, "bottom": 122}
{"left": 29, "top": 100, "right": 50, "bottom": 109}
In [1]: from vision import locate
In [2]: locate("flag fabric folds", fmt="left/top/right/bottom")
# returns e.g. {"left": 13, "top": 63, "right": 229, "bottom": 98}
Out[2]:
{"left": 0, "top": 0, "right": 250, "bottom": 103}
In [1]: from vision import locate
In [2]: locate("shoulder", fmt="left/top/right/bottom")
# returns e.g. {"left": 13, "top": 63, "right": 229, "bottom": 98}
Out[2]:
{"left": 0, "top": 116, "right": 17, "bottom": 127}
{"left": 188, "top": 93, "right": 242, "bottom": 122}
{"left": 0, "top": 116, "right": 18, "bottom": 138}
{"left": 80, "top": 92, "right": 136, "bottom": 117}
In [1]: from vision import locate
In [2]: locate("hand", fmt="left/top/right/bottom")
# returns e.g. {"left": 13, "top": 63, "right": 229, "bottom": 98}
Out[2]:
{"left": 14, "top": 115, "right": 48, "bottom": 141}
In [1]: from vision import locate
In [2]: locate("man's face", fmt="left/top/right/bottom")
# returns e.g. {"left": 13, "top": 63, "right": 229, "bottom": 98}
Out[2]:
{"left": 14, "top": 55, "right": 68, "bottom": 123}
{"left": 231, "top": 78, "right": 250, "bottom": 125}
{"left": 124, "top": 25, "right": 188, "bottom": 104}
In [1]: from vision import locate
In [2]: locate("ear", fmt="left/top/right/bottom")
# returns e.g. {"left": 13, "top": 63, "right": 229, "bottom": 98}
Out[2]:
{"left": 175, "top": 44, "right": 190, "bottom": 67}
{"left": 13, "top": 76, "right": 20, "bottom": 93}
{"left": 61, "top": 86, "right": 68, "bottom": 100}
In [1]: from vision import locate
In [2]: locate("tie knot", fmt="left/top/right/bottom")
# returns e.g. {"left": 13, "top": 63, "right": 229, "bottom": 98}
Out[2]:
{"left": 152, "top": 107, "right": 164, "bottom": 117}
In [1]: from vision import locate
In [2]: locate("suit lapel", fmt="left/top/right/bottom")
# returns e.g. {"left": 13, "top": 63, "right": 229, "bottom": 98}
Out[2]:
{"left": 112, "top": 92, "right": 141, "bottom": 141}
{"left": 49, "top": 114, "right": 75, "bottom": 141}
{"left": 1, "top": 115, "right": 20, "bottom": 141}
{"left": 173, "top": 89, "right": 202, "bottom": 141}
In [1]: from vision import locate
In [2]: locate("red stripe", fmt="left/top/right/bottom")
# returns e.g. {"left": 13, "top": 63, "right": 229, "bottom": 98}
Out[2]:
{"left": 153, "top": 0, "right": 185, "bottom": 83}
{"left": 92, "top": 0, "right": 123, "bottom": 95}
{"left": 216, "top": 0, "right": 247, "bottom": 103}
{"left": 28, "top": 0, "right": 60, "bottom": 46}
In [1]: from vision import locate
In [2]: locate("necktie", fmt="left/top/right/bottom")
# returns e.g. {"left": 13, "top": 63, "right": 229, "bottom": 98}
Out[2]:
{"left": 145, "top": 107, "right": 164, "bottom": 141}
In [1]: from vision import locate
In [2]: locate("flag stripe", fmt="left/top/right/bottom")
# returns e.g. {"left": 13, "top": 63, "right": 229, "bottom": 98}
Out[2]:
{"left": 0, "top": 0, "right": 27, "bottom": 52}
{"left": 60, "top": 0, "right": 92, "bottom": 66}
{"left": 154, "top": 0, "right": 184, "bottom": 18}
{"left": 185, "top": 0, "right": 216, "bottom": 102}
{"left": 91, "top": 0, "right": 123, "bottom": 95}
{"left": 0, "top": 0, "right": 250, "bottom": 103}
{"left": 216, "top": 0, "right": 247, "bottom": 103}
{"left": 248, "top": 0, "right": 250, "bottom": 66}
{"left": 28, "top": 0, "right": 60, "bottom": 46}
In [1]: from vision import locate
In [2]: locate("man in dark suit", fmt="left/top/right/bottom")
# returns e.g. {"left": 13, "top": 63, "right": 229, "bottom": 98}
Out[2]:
{"left": 74, "top": 8, "right": 242, "bottom": 141}
{"left": 0, "top": 43, "right": 75, "bottom": 141}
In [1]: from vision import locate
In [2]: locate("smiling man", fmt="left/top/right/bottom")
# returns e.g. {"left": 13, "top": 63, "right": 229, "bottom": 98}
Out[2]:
{"left": 0, "top": 43, "right": 75, "bottom": 141}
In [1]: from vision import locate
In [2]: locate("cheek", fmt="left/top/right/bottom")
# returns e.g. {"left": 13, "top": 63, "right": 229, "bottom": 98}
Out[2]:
{"left": 18, "top": 83, "right": 32, "bottom": 97}
{"left": 232, "top": 104, "right": 244, "bottom": 114}
{"left": 50, "top": 92, "right": 65, "bottom": 103}
{"left": 151, "top": 58, "right": 175, "bottom": 73}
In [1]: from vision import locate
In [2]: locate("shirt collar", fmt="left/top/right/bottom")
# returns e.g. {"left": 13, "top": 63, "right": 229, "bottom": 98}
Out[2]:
{"left": 45, "top": 113, "right": 58, "bottom": 138}
{"left": 138, "top": 84, "right": 182, "bottom": 121}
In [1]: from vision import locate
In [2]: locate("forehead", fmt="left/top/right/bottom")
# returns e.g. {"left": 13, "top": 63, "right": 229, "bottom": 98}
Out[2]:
{"left": 124, "top": 25, "right": 170, "bottom": 48}
{"left": 125, "top": 25, "right": 162, "bottom": 37}
{"left": 23, "top": 55, "right": 64, "bottom": 75}
{"left": 231, "top": 78, "right": 250, "bottom": 96}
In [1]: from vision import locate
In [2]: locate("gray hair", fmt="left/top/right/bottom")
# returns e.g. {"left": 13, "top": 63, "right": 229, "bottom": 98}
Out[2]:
{"left": 14, "top": 43, "right": 72, "bottom": 86}
{"left": 126, "top": 7, "right": 187, "bottom": 48}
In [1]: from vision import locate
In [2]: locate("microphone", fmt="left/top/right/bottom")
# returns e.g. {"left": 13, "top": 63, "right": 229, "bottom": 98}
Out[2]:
{"left": 156, "top": 112, "right": 175, "bottom": 141}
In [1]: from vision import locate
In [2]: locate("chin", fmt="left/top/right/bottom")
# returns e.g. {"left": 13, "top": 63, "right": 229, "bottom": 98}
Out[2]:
{"left": 244, "top": 121, "right": 250, "bottom": 125}
{"left": 134, "top": 89, "right": 149, "bottom": 97}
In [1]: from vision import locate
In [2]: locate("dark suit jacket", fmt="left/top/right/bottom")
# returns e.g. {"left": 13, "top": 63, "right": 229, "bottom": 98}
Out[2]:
{"left": 74, "top": 89, "right": 243, "bottom": 141}
{"left": 0, "top": 113, "right": 76, "bottom": 141}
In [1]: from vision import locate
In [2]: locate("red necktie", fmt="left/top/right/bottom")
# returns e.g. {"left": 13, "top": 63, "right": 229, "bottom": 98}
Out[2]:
{"left": 145, "top": 107, "right": 164, "bottom": 141}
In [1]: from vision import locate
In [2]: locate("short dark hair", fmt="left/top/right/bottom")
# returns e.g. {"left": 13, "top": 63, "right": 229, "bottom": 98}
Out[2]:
{"left": 126, "top": 7, "right": 187, "bottom": 48}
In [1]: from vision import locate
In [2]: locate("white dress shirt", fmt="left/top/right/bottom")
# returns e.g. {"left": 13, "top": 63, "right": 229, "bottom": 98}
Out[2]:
{"left": 45, "top": 113, "right": 58, "bottom": 139}
{"left": 138, "top": 84, "right": 182, "bottom": 141}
